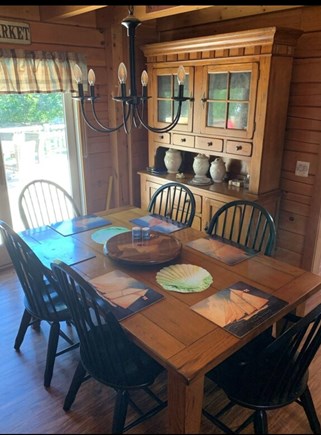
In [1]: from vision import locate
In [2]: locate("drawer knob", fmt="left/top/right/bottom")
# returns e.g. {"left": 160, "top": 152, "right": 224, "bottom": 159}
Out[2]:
{"left": 181, "top": 138, "right": 186, "bottom": 142}
{"left": 207, "top": 141, "right": 213, "bottom": 146}
{"left": 236, "top": 145, "right": 243, "bottom": 151}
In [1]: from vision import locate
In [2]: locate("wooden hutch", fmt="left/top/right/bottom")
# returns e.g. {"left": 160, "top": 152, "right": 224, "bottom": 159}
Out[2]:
{"left": 138, "top": 27, "right": 302, "bottom": 231}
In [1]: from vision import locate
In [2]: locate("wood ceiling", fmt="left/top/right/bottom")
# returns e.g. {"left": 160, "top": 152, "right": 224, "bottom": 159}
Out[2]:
{"left": 38, "top": 5, "right": 304, "bottom": 23}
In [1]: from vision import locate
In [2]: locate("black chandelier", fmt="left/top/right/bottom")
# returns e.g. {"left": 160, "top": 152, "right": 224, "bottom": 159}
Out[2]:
{"left": 73, "top": 6, "right": 191, "bottom": 134}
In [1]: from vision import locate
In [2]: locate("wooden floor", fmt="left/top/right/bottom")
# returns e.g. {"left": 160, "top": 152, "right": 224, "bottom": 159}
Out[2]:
{"left": 1, "top": 266, "right": 321, "bottom": 434}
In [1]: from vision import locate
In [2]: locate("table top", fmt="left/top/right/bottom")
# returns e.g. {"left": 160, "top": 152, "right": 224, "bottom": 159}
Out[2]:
{"left": 72, "top": 207, "right": 321, "bottom": 382}
{"left": 20, "top": 206, "right": 321, "bottom": 382}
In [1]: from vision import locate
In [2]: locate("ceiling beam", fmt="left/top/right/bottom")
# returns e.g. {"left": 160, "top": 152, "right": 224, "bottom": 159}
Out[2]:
{"left": 135, "top": 5, "right": 303, "bottom": 23}
{"left": 39, "top": 5, "right": 107, "bottom": 21}
{"left": 134, "top": 6, "right": 212, "bottom": 21}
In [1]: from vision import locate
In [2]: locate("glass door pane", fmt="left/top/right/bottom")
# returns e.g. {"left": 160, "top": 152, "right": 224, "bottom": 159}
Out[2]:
{"left": 0, "top": 92, "right": 83, "bottom": 267}
{"left": 200, "top": 63, "right": 258, "bottom": 138}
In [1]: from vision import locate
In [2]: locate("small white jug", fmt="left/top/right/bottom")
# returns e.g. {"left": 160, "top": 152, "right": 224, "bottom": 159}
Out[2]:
{"left": 210, "top": 157, "right": 226, "bottom": 183}
{"left": 164, "top": 149, "right": 182, "bottom": 174}
{"left": 193, "top": 154, "right": 209, "bottom": 177}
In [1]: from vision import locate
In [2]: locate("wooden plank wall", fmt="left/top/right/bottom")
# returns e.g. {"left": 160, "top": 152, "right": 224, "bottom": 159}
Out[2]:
{"left": 95, "top": 7, "right": 155, "bottom": 209}
{"left": 155, "top": 5, "right": 321, "bottom": 271}
{"left": 1, "top": 6, "right": 321, "bottom": 271}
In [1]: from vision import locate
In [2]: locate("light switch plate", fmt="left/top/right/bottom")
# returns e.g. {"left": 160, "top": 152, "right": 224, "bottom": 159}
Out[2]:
{"left": 295, "top": 161, "right": 310, "bottom": 177}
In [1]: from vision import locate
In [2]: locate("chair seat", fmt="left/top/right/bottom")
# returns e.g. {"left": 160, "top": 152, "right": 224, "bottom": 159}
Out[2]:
{"left": 23, "top": 284, "right": 72, "bottom": 323}
{"left": 81, "top": 325, "right": 164, "bottom": 389}
{"left": 207, "top": 347, "right": 308, "bottom": 409}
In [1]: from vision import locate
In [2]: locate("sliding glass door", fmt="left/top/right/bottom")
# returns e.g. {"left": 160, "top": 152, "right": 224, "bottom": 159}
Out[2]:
{"left": 0, "top": 92, "right": 85, "bottom": 268}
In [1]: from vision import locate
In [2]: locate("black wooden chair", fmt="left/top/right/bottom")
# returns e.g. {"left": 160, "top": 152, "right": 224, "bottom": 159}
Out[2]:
{"left": 0, "top": 220, "right": 78, "bottom": 387}
{"left": 18, "top": 179, "right": 81, "bottom": 229}
{"left": 206, "top": 199, "right": 276, "bottom": 256}
{"left": 148, "top": 182, "right": 196, "bottom": 228}
{"left": 51, "top": 259, "right": 167, "bottom": 434}
{"left": 203, "top": 304, "right": 321, "bottom": 434}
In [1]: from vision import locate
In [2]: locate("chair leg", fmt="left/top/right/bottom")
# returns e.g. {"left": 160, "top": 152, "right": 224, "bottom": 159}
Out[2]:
{"left": 300, "top": 387, "right": 321, "bottom": 434}
{"left": 44, "top": 321, "right": 60, "bottom": 388}
{"left": 63, "top": 361, "right": 87, "bottom": 411}
{"left": 14, "top": 309, "right": 32, "bottom": 350}
{"left": 112, "top": 390, "right": 129, "bottom": 434}
{"left": 31, "top": 317, "right": 41, "bottom": 330}
{"left": 254, "top": 410, "right": 268, "bottom": 434}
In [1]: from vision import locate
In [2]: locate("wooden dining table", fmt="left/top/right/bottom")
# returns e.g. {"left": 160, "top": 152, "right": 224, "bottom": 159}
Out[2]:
{"left": 20, "top": 205, "right": 321, "bottom": 434}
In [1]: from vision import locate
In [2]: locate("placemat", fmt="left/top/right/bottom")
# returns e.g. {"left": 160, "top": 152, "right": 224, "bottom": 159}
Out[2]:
{"left": 50, "top": 214, "right": 111, "bottom": 236}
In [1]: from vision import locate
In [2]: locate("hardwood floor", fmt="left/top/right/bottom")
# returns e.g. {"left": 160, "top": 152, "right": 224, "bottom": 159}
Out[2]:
{"left": 1, "top": 266, "right": 321, "bottom": 434}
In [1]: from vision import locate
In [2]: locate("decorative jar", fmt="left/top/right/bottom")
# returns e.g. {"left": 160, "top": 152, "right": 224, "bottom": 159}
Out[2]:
{"left": 193, "top": 154, "right": 209, "bottom": 177}
{"left": 164, "top": 149, "right": 182, "bottom": 174}
{"left": 210, "top": 157, "right": 226, "bottom": 183}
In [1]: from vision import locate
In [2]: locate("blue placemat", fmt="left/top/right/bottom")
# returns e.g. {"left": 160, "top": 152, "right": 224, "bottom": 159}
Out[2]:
{"left": 50, "top": 214, "right": 112, "bottom": 236}
{"left": 130, "top": 214, "right": 186, "bottom": 234}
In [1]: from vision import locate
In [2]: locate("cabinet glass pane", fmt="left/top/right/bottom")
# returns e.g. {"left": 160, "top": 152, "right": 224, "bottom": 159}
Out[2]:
{"left": 207, "top": 102, "right": 226, "bottom": 128}
{"left": 229, "top": 72, "right": 250, "bottom": 100}
{"left": 208, "top": 73, "right": 228, "bottom": 100}
{"left": 158, "top": 76, "right": 171, "bottom": 98}
{"left": 158, "top": 100, "right": 171, "bottom": 123}
{"left": 228, "top": 102, "right": 248, "bottom": 130}
{"left": 174, "top": 101, "right": 189, "bottom": 125}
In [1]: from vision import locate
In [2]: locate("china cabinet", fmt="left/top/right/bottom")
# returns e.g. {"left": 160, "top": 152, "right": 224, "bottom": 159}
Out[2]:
{"left": 139, "top": 27, "right": 301, "bottom": 231}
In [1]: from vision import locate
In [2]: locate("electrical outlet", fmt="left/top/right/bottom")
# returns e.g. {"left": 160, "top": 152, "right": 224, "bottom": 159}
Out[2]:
{"left": 295, "top": 161, "right": 310, "bottom": 177}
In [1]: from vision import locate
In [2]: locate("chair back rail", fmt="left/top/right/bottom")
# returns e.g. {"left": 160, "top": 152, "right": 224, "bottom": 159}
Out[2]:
{"left": 148, "top": 182, "right": 196, "bottom": 227}
{"left": 19, "top": 179, "right": 81, "bottom": 229}
{"left": 207, "top": 199, "right": 276, "bottom": 256}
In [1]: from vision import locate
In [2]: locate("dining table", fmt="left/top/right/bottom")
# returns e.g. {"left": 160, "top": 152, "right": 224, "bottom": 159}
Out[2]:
{"left": 19, "top": 205, "right": 321, "bottom": 434}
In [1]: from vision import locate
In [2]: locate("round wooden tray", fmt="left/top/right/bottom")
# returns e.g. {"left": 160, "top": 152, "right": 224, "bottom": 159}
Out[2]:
{"left": 106, "top": 230, "right": 182, "bottom": 265}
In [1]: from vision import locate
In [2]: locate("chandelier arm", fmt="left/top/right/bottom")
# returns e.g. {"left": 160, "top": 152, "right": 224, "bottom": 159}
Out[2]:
{"left": 80, "top": 100, "right": 123, "bottom": 133}
{"left": 123, "top": 102, "right": 133, "bottom": 134}
{"left": 91, "top": 99, "right": 129, "bottom": 132}
{"left": 132, "top": 107, "right": 142, "bottom": 129}
{"left": 134, "top": 101, "right": 183, "bottom": 134}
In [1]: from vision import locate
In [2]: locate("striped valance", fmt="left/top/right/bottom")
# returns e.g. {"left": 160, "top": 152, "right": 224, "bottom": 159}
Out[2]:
{"left": 0, "top": 49, "right": 87, "bottom": 93}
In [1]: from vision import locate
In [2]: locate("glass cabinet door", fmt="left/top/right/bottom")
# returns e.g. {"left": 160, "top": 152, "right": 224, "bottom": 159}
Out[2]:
{"left": 151, "top": 66, "right": 194, "bottom": 132}
{"left": 200, "top": 63, "right": 259, "bottom": 138}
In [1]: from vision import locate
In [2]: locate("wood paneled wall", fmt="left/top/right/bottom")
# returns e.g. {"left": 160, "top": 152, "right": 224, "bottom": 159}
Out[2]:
{"left": 154, "top": 5, "right": 321, "bottom": 271}
{"left": 1, "top": 5, "right": 321, "bottom": 271}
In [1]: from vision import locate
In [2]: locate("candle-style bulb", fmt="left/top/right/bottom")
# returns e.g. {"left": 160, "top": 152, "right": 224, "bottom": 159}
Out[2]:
{"left": 141, "top": 70, "right": 148, "bottom": 87}
{"left": 177, "top": 65, "right": 186, "bottom": 85}
{"left": 88, "top": 69, "right": 96, "bottom": 86}
{"left": 74, "top": 64, "right": 83, "bottom": 83}
{"left": 118, "top": 62, "right": 127, "bottom": 84}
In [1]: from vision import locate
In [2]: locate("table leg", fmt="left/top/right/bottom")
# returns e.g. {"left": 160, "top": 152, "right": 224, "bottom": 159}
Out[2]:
{"left": 167, "top": 370, "right": 204, "bottom": 434}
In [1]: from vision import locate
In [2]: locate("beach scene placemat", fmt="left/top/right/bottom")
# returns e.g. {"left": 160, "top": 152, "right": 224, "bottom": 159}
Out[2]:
{"left": 191, "top": 281, "right": 288, "bottom": 337}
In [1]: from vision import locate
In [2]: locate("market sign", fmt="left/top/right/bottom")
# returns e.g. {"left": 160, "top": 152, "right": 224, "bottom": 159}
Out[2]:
{"left": 0, "top": 20, "right": 31, "bottom": 44}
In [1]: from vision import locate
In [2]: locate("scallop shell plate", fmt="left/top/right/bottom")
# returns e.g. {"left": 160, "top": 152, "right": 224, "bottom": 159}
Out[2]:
{"left": 156, "top": 264, "right": 213, "bottom": 293}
